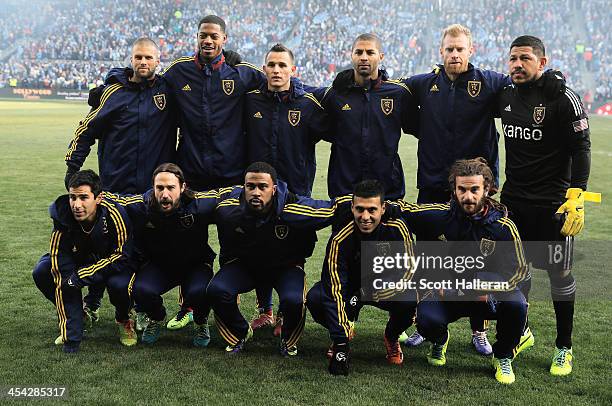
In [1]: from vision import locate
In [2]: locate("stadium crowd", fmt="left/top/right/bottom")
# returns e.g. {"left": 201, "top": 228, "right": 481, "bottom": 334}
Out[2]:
{"left": 0, "top": 0, "right": 610, "bottom": 104}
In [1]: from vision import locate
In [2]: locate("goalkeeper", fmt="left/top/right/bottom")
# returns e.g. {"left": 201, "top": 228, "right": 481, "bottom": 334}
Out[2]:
{"left": 496, "top": 35, "right": 599, "bottom": 376}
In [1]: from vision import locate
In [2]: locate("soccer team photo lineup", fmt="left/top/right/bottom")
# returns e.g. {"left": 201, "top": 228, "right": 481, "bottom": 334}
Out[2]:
{"left": 2, "top": 0, "right": 611, "bottom": 402}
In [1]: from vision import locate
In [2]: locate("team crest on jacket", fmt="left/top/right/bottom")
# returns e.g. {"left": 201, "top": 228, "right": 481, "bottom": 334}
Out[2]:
{"left": 480, "top": 238, "right": 496, "bottom": 256}
{"left": 533, "top": 106, "right": 546, "bottom": 124}
{"left": 275, "top": 225, "right": 289, "bottom": 239}
{"left": 180, "top": 213, "right": 194, "bottom": 228}
{"left": 376, "top": 242, "right": 391, "bottom": 256}
{"left": 222, "top": 80, "right": 235, "bottom": 95}
{"left": 467, "top": 81, "right": 481, "bottom": 97}
{"left": 381, "top": 98, "right": 394, "bottom": 115}
{"left": 288, "top": 110, "right": 301, "bottom": 126}
{"left": 153, "top": 94, "right": 166, "bottom": 110}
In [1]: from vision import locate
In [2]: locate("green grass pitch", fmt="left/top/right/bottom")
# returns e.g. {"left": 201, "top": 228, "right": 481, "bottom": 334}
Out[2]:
{"left": 0, "top": 100, "right": 610, "bottom": 404}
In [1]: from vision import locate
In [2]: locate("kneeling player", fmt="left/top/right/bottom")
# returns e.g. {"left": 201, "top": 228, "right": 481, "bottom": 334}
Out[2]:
{"left": 32, "top": 170, "right": 137, "bottom": 353}
{"left": 307, "top": 180, "right": 417, "bottom": 376}
{"left": 394, "top": 158, "right": 528, "bottom": 383}
{"left": 110, "top": 163, "right": 217, "bottom": 347}
{"left": 207, "top": 162, "right": 341, "bottom": 356}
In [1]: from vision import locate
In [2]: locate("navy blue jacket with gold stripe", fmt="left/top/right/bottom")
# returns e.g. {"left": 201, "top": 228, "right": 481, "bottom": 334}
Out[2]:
{"left": 64, "top": 68, "right": 177, "bottom": 193}
{"left": 106, "top": 189, "right": 217, "bottom": 267}
{"left": 403, "top": 64, "right": 509, "bottom": 191}
{"left": 48, "top": 194, "right": 135, "bottom": 288}
{"left": 245, "top": 77, "right": 330, "bottom": 197}
{"left": 320, "top": 218, "right": 414, "bottom": 341}
{"left": 161, "top": 53, "right": 265, "bottom": 189}
{"left": 390, "top": 198, "right": 528, "bottom": 293}
{"left": 313, "top": 69, "right": 418, "bottom": 199}
{"left": 214, "top": 181, "right": 344, "bottom": 267}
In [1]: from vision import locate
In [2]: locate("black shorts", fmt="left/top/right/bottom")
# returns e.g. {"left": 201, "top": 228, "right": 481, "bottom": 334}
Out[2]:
{"left": 501, "top": 198, "right": 573, "bottom": 272}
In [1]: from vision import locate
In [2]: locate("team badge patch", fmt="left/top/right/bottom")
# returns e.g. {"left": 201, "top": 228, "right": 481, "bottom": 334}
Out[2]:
{"left": 275, "top": 225, "right": 289, "bottom": 239}
{"left": 153, "top": 94, "right": 166, "bottom": 110}
{"left": 180, "top": 213, "right": 194, "bottom": 228}
{"left": 376, "top": 242, "right": 391, "bottom": 256}
{"left": 288, "top": 110, "right": 301, "bottom": 126}
{"left": 381, "top": 98, "right": 394, "bottom": 115}
{"left": 533, "top": 106, "right": 546, "bottom": 124}
{"left": 467, "top": 81, "right": 481, "bottom": 97}
{"left": 480, "top": 238, "right": 496, "bottom": 256}
{"left": 222, "top": 80, "right": 235, "bottom": 96}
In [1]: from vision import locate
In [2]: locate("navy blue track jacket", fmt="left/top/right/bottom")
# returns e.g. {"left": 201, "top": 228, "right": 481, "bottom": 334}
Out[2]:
{"left": 48, "top": 195, "right": 135, "bottom": 288}
{"left": 245, "top": 77, "right": 330, "bottom": 197}
{"left": 65, "top": 68, "right": 177, "bottom": 193}
{"left": 161, "top": 53, "right": 265, "bottom": 189}
{"left": 213, "top": 181, "right": 345, "bottom": 267}
{"left": 404, "top": 64, "right": 509, "bottom": 191}
{"left": 106, "top": 190, "right": 217, "bottom": 267}
{"left": 390, "top": 199, "right": 528, "bottom": 292}
{"left": 314, "top": 70, "right": 418, "bottom": 199}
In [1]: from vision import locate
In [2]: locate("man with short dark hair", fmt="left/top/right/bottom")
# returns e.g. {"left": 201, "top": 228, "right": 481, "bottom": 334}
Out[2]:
{"left": 306, "top": 179, "right": 418, "bottom": 376}
{"left": 32, "top": 170, "right": 137, "bottom": 353}
{"left": 313, "top": 33, "right": 418, "bottom": 200}
{"left": 161, "top": 15, "right": 265, "bottom": 190}
{"left": 245, "top": 43, "right": 330, "bottom": 334}
{"left": 496, "top": 35, "right": 595, "bottom": 376}
{"left": 108, "top": 163, "right": 218, "bottom": 347}
{"left": 206, "top": 162, "right": 344, "bottom": 356}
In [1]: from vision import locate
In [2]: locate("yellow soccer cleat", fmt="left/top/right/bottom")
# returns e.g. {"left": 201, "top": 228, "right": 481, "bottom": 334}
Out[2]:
{"left": 514, "top": 326, "right": 535, "bottom": 357}
{"left": 427, "top": 331, "right": 449, "bottom": 367}
{"left": 550, "top": 347, "right": 573, "bottom": 376}
{"left": 492, "top": 357, "right": 516, "bottom": 384}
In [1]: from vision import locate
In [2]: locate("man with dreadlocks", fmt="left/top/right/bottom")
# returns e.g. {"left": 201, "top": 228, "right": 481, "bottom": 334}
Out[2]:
{"left": 389, "top": 157, "right": 529, "bottom": 384}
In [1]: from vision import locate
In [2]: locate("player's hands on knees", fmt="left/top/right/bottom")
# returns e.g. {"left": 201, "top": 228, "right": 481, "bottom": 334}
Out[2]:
{"left": 328, "top": 342, "right": 350, "bottom": 376}
{"left": 556, "top": 188, "right": 585, "bottom": 236}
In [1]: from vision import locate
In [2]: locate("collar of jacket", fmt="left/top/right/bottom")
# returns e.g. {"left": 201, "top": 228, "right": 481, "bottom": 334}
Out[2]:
{"left": 194, "top": 52, "right": 225, "bottom": 71}
{"left": 343, "top": 69, "right": 389, "bottom": 92}
{"left": 105, "top": 67, "right": 158, "bottom": 88}
{"left": 515, "top": 73, "right": 546, "bottom": 93}
{"left": 438, "top": 63, "right": 475, "bottom": 84}
{"left": 450, "top": 197, "right": 503, "bottom": 226}
{"left": 262, "top": 77, "right": 306, "bottom": 102}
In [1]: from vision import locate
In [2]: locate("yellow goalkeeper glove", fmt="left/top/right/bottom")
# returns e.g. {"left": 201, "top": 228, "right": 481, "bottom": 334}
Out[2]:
{"left": 555, "top": 188, "right": 602, "bottom": 236}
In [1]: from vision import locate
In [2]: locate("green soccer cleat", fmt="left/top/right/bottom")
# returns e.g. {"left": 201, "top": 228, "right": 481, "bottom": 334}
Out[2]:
{"left": 550, "top": 347, "right": 573, "bottom": 376}
{"left": 514, "top": 326, "right": 535, "bottom": 357}
{"left": 492, "top": 357, "right": 516, "bottom": 384}
{"left": 166, "top": 308, "right": 193, "bottom": 330}
{"left": 225, "top": 326, "right": 253, "bottom": 354}
{"left": 135, "top": 312, "right": 149, "bottom": 332}
{"left": 83, "top": 305, "right": 100, "bottom": 330}
{"left": 193, "top": 318, "right": 211, "bottom": 348}
{"left": 117, "top": 319, "right": 137, "bottom": 347}
{"left": 427, "top": 331, "right": 449, "bottom": 367}
{"left": 142, "top": 318, "right": 164, "bottom": 344}
{"left": 280, "top": 338, "right": 298, "bottom": 357}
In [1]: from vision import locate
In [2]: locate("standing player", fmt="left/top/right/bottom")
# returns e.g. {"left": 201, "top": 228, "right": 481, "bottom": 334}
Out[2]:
{"left": 161, "top": 15, "right": 264, "bottom": 191}
{"left": 497, "top": 35, "right": 595, "bottom": 376}
{"left": 32, "top": 170, "right": 136, "bottom": 353}
{"left": 244, "top": 43, "right": 330, "bottom": 334}
{"left": 314, "top": 33, "right": 418, "bottom": 200}
{"left": 306, "top": 180, "right": 417, "bottom": 376}
{"left": 400, "top": 25, "right": 563, "bottom": 352}
{"left": 63, "top": 38, "right": 178, "bottom": 330}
